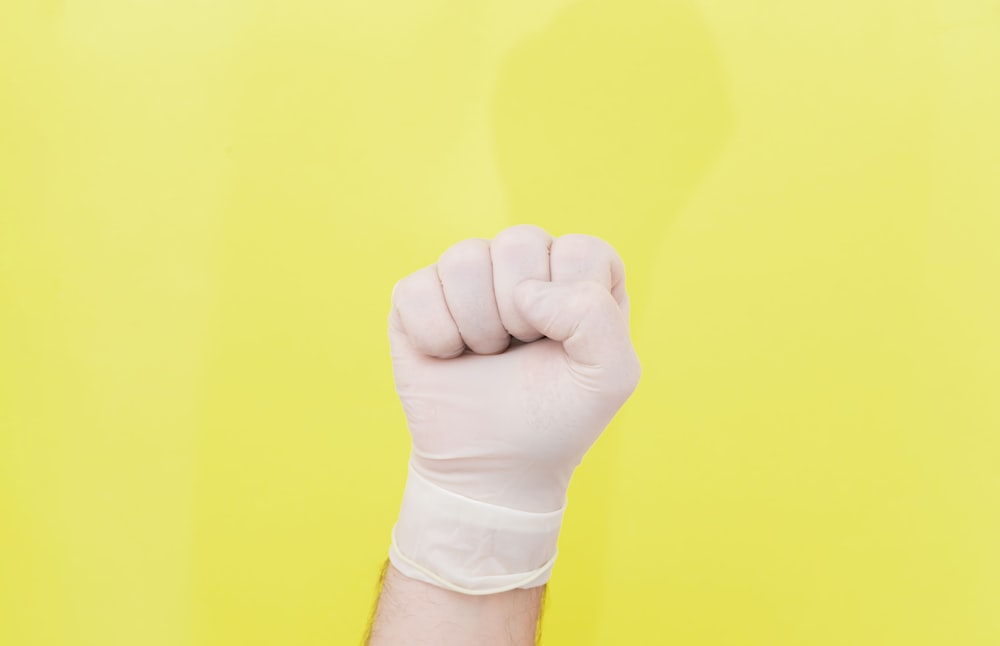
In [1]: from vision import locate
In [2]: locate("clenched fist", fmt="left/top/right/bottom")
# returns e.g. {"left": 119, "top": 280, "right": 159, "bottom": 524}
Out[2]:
{"left": 387, "top": 225, "right": 640, "bottom": 594}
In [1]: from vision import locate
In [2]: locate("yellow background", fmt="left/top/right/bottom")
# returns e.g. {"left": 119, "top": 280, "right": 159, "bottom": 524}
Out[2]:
{"left": 2, "top": 1, "right": 998, "bottom": 644}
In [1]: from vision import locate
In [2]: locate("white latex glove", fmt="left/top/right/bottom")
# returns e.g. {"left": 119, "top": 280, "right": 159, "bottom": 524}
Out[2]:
{"left": 387, "top": 225, "right": 641, "bottom": 595}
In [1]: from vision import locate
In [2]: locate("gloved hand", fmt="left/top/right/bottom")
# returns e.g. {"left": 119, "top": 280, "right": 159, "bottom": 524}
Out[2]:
{"left": 387, "top": 224, "right": 641, "bottom": 595}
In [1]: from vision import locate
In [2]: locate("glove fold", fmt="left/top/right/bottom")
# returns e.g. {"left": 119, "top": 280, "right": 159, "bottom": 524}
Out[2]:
{"left": 389, "top": 461, "right": 565, "bottom": 595}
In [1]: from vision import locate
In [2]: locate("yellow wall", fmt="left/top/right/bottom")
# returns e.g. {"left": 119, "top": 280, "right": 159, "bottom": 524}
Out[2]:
{"left": 2, "top": 1, "right": 998, "bottom": 644}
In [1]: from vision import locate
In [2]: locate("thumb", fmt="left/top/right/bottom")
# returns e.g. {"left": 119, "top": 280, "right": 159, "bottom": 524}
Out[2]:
{"left": 514, "top": 279, "right": 640, "bottom": 387}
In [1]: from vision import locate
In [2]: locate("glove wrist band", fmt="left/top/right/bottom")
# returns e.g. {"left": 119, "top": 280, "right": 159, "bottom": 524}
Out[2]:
{"left": 389, "top": 460, "right": 565, "bottom": 595}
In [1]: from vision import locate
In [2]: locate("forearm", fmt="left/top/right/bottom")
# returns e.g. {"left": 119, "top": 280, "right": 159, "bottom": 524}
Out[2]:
{"left": 367, "top": 562, "right": 545, "bottom": 646}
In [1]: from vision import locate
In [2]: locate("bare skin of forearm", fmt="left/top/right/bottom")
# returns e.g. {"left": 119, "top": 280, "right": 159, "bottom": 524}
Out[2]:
{"left": 366, "top": 563, "right": 545, "bottom": 645}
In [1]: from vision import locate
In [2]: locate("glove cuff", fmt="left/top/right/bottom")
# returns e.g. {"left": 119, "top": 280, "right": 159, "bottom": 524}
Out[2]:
{"left": 389, "top": 460, "right": 565, "bottom": 595}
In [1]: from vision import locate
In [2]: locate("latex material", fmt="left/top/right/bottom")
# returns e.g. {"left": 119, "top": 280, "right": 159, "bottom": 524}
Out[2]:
{"left": 390, "top": 464, "right": 562, "bottom": 594}
{"left": 387, "top": 229, "right": 640, "bottom": 593}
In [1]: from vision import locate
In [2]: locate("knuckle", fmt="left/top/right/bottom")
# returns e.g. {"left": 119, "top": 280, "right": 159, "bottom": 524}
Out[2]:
{"left": 555, "top": 233, "right": 615, "bottom": 260}
{"left": 494, "top": 223, "right": 550, "bottom": 243}
{"left": 492, "top": 225, "right": 551, "bottom": 254}
{"left": 391, "top": 269, "right": 432, "bottom": 306}
{"left": 438, "top": 238, "right": 488, "bottom": 271}
{"left": 390, "top": 275, "right": 415, "bottom": 306}
{"left": 489, "top": 241, "right": 529, "bottom": 268}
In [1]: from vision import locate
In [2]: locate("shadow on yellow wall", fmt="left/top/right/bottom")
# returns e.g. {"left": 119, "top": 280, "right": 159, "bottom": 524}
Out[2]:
{"left": 493, "top": 0, "right": 729, "bottom": 640}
